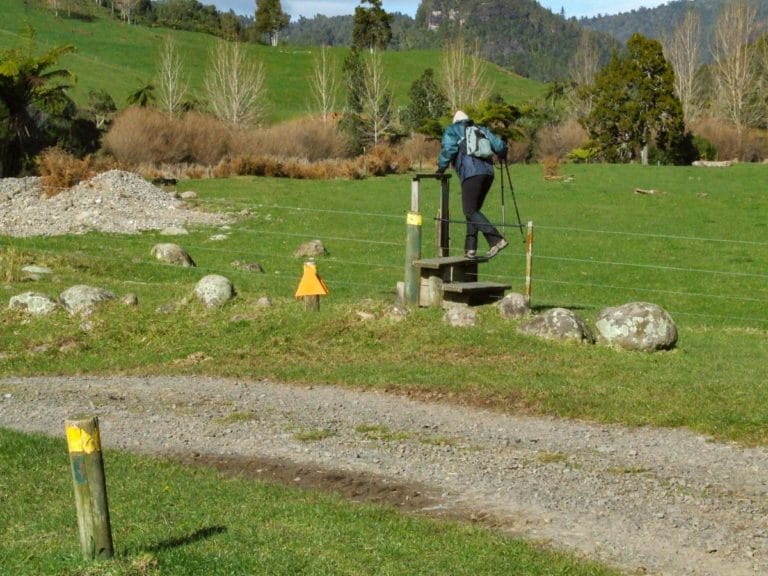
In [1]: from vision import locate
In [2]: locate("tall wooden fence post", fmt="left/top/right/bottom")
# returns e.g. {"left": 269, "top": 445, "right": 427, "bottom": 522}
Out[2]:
{"left": 65, "top": 416, "right": 114, "bottom": 561}
{"left": 404, "top": 177, "right": 422, "bottom": 306}
{"left": 525, "top": 221, "right": 534, "bottom": 306}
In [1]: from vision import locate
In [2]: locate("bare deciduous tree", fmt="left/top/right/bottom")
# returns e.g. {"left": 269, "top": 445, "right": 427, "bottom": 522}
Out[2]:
{"left": 711, "top": 0, "right": 761, "bottom": 135}
{"left": 309, "top": 45, "right": 338, "bottom": 124}
{"left": 567, "top": 30, "right": 600, "bottom": 119}
{"left": 115, "top": 0, "right": 139, "bottom": 24}
{"left": 204, "top": 40, "right": 266, "bottom": 127}
{"left": 440, "top": 39, "right": 492, "bottom": 111}
{"left": 157, "top": 36, "right": 189, "bottom": 119}
{"left": 361, "top": 49, "right": 394, "bottom": 145}
{"left": 663, "top": 9, "right": 703, "bottom": 122}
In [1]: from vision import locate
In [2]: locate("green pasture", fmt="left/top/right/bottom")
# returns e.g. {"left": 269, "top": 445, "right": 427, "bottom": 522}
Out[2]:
{"left": 0, "top": 428, "right": 620, "bottom": 576}
{"left": 1, "top": 0, "right": 543, "bottom": 123}
{"left": 1, "top": 163, "right": 767, "bottom": 444}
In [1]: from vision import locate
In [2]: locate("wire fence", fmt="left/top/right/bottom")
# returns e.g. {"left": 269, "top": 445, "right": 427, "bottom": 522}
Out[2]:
{"left": 7, "top": 199, "right": 768, "bottom": 328}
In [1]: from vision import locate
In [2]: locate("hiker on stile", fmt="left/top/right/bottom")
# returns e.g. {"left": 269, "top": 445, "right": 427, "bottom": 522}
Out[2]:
{"left": 436, "top": 110, "right": 509, "bottom": 259}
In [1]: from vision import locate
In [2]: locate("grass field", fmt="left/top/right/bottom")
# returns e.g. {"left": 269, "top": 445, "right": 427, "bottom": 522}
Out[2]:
{"left": 0, "top": 428, "right": 621, "bottom": 576}
{"left": 2, "top": 163, "right": 767, "bottom": 445}
{"left": 1, "top": 0, "right": 543, "bottom": 123}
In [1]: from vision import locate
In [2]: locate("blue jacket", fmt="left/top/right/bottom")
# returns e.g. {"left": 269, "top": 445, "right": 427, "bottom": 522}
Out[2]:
{"left": 437, "top": 120, "right": 507, "bottom": 182}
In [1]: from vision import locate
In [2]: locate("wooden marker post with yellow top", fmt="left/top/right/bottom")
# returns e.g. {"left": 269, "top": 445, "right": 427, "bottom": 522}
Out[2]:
{"left": 295, "top": 259, "right": 329, "bottom": 311}
{"left": 65, "top": 416, "right": 114, "bottom": 560}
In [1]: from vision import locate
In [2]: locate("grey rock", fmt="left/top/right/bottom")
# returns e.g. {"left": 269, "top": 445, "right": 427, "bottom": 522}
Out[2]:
{"left": 21, "top": 265, "right": 53, "bottom": 280}
{"left": 231, "top": 260, "right": 265, "bottom": 273}
{"left": 59, "top": 285, "right": 116, "bottom": 315}
{"left": 498, "top": 292, "right": 530, "bottom": 319}
{"left": 294, "top": 239, "right": 328, "bottom": 258}
{"left": 596, "top": 302, "right": 678, "bottom": 351}
{"left": 180, "top": 190, "right": 197, "bottom": 200}
{"left": 256, "top": 296, "right": 272, "bottom": 308}
{"left": 151, "top": 243, "right": 196, "bottom": 267}
{"left": 443, "top": 305, "right": 477, "bottom": 327}
{"left": 8, "top": 292, "right": 59, "bottom": 316}
{"left": 195, "top": 274, "right": 236, "bottom": 308}
{"left": 121, "top": 293, "right": 139, "bottom": 306}
{"left": 518, "top": 307, "right": 594, "bottom": 344}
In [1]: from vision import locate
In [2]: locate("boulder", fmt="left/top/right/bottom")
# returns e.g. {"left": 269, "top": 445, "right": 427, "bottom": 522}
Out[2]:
{"left": 59, "top": 285, "right": 116, "bottom": 315}
{"left": 21, "top": 265, "right": 53, "bottom": 281}
{"left": 8, "top": 292, "right": 58, "bottom": 316}
{"left": 595, "top": 302, "right": 677, "bottom": 351}
{"left": 498, "top": 292, "right": 530, "bottom": 319}
{"left": 232, "top": 260, "right": 265, "bottom": 273}
{"left": 151, "top": 243, "right": 196, "bottom": 267}
{"left": 518, "top": 308, "right": 594, "bottom": 344}
{"left": 294, "top": 239, "right": 328, "bottom": 258}
{"left": 443, "top": 305, "right": 477, "bottom": 328}
{"left": 195, "top": 274, "right": 236, "bottom": 308}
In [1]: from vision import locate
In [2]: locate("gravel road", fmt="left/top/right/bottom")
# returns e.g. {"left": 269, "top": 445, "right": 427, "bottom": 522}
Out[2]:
{"left": 2, "top": 375, "right": 767, "bottom": 576}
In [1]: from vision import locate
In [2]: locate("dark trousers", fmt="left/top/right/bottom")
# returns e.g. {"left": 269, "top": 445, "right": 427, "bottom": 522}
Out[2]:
{"left": 462, "top": 174, "right": 503, "bottom": 251}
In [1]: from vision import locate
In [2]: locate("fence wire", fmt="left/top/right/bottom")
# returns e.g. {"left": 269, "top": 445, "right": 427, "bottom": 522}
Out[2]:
{"left": 5, "top": 200, "right": 767, "bottom": 326}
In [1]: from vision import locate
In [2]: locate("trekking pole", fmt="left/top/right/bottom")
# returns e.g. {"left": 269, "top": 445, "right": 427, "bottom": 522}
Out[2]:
{"left": 498, "top": 160, "right": 506, "bottom": 229}
{"left": 503, "top": 160, "right": 525, "bottom": 241}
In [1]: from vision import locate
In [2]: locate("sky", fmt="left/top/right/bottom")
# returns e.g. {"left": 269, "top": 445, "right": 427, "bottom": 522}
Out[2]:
{"left": 210, "top": 1, "right": 671, "bottom": 21}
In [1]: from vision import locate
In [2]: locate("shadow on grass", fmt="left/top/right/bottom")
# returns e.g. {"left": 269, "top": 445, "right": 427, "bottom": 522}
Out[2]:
{"left": 146, "top": 525, "right": 227, "bottom": 552}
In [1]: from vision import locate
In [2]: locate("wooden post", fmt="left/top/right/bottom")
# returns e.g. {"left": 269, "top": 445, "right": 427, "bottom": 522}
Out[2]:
{"left": 404, "top": 178, "right": 422, "bottom": 306}
{"left": 438, "top": 176, "right": 450, "bottom": 257}
{"left": 303, "top": 295, "right": 320, "bottom": 311}
{"left": 65, "top": 416, "right": 114, "bottom": 561}
{"left": 525, "top": 221, "right": 534, "bottom": 306}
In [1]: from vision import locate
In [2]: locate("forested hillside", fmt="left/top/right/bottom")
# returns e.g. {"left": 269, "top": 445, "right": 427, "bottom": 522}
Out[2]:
{"left": 285, "top": 0, "right": 619, "bottom": 81}
{"left": 582, "top": 0, "right": 768, "bottom": 62}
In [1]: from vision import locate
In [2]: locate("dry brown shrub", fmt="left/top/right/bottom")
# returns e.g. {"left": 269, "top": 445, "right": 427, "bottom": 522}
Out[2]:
{"left": 235, "top": 116, "right": 350, "bottom": 161}
{"left": 36, "top": 147, "right": 94, "bottom": 197}
{"left": 541, "top": 155, "right": 561, "bottom": 180}
{"left": 363, "top": 145, "right": 411, "bottom": 176}
{"left": 507, "top": 139, "right": 531, "bottom": 163}
{"left": 535, "top": 120, "right": 588, "bottom": 162}
{"left": 104, "top": 107, "right": 233, "bottom": 167}
{"left": 690, "top": 118, "right": 768, "bottom": 161}
{"left": 181, "top": 112, "right": 232, "bottom": 165}
{"left": 399, "top": 134, "right": 440, "bottom": 171}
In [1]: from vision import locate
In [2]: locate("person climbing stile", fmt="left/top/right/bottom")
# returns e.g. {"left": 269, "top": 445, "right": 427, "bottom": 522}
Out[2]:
{"left": 436, "top": 110, "right": 509, "bottom": 259}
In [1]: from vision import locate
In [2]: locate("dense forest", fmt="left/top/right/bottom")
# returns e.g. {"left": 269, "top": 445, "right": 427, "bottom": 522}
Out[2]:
{"left": 582, "top": 0, "right": 768, "bottom": 63}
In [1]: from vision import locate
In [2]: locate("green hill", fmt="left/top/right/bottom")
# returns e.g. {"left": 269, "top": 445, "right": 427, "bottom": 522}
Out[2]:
{"left": 1, "top": 0, "right": 543, "bottom": 125}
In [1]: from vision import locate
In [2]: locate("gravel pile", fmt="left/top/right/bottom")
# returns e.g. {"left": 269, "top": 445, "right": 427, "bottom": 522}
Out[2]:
{"left": 1, "top": 376, "right": 767, "bottom": 576}
{"left": 0, "top": 170, "right": 230, "bottom": 237}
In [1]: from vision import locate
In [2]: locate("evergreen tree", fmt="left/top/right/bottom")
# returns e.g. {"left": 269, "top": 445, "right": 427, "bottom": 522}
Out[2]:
{"left": 585, "top": 33, "right": 689, "bottom": 164}
{"left": 352, "top": 0, "right": 393, "bottom": 52}
{"left": 403, "top": 68, "right": 447, "bottom": 136}
{"left": 255, "top": 0, "right": 290, "bottom": 47}
{"left": 339, "top": 47, "right": 366, "bottom": 152}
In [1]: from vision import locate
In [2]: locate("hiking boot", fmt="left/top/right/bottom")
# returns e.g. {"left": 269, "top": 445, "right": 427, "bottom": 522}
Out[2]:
{"left": 485, "top": 238, "right": 508, "bottom": 259}
{"left": 465, "top": 250, "right": 477, "bottom": 259}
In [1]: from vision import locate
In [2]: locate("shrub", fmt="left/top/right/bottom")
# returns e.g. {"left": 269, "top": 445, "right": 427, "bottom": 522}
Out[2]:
{"left": 399, "top": 134, "right": 440, "bottom": 172}
{"left": 36, "top": 147, "right": 95, "bottom": 197}
{"left": 689, "top": 117, "right": 767, "bottom": 162}
{"left": 535, "top": 120, "right": 588, "bottom": 162}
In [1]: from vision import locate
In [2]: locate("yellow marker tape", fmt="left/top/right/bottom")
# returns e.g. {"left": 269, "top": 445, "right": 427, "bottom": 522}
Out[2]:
{"left": 407, "top": 212, "right": 423, "bottom": 226}
{"left": 66, "top": 425, "right": 100, "bottom": 454}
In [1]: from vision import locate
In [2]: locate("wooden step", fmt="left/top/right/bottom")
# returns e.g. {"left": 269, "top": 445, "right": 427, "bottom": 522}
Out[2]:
{"left": 441, "top": 281, "right": 510, "bottom": 306}
{"left": 442, "top": 281, "right": 510, "bottom": 294}
{"left": 414, "top": 255, "right": 488, "bottom": 269}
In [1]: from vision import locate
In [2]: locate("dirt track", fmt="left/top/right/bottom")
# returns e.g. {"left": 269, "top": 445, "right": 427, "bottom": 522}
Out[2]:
{"left": 1, "top": 375, "right": 767, "bottom": 575}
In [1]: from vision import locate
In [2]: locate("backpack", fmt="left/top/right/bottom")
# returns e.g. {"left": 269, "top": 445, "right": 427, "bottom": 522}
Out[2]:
{"left": 464, "top": 125, "right": 494, "bottom": 159}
